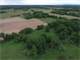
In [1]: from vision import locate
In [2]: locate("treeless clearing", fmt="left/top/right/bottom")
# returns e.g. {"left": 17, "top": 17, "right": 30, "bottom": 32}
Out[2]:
{"left": 0, "top": 17, "right": 47, "bottom": 33}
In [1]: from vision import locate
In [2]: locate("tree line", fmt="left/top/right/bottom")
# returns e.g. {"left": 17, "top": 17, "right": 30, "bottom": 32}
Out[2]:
{"left": 51, "top": 9, "right": 80, "bottom": 17}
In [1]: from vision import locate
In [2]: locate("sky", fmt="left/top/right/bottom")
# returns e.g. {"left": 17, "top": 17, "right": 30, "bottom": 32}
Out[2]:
{"left": 0, "top": 0, "right": 80, "bottom": 5}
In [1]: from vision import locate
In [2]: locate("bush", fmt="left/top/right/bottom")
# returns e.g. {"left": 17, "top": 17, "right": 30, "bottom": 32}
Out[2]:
{"left": 36, "top": 25, "right": 44, "bottom": 30}
{"left": 19, "top": 28, "right": 34, "bottom": 34}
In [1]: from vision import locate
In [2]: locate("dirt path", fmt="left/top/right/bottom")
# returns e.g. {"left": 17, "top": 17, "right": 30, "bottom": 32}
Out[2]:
{"left": 49, "top": 13, "right": 80, "bottom": 20}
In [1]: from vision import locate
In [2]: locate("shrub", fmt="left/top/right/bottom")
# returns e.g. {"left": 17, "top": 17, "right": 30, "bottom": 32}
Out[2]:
{"left": 19, "top": 28, "right": 34, "bottom": 34}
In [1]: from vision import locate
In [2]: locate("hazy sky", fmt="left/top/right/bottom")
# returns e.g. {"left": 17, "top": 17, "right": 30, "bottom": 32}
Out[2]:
{"left": 0, "top": 0, "right": 80, "bottom": 5}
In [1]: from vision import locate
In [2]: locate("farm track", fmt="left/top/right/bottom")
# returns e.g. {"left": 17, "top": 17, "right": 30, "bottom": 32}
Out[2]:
{"left": 49, "top": 13, "right": 80, "bottom": 20}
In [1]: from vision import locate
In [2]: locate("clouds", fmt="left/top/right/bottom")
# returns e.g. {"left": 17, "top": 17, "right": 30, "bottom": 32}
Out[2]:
{"left": 0, "top": 0, "right": 6, "bottom": 5}
{"left": 0, "top": 0, "right": 80, "bottom": 5}
{"left": 22, "top": 0, "right": 80, "bottom": 5}
{"left": 0, "top": 0, "right": 23, "bottom": 5}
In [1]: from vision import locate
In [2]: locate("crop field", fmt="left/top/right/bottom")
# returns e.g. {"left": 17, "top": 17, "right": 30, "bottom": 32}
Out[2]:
{"left": 0, "top": 17, "right": 47, "bottom": 33}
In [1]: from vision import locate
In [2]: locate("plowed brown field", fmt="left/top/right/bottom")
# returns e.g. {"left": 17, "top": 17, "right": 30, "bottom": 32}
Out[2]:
{"left": 0, "top": 17, "right": 47, "bottom": 33}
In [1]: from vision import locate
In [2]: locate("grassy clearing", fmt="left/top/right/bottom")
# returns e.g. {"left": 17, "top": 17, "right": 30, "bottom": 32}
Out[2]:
{"left": 0, "top": 41, "right": 26, "bottom": 60}
{"left": 41, "top": 18, "right": 57, "bottom": 23}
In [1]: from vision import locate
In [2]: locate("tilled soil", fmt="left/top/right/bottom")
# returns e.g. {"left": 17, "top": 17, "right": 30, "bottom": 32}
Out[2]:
{"left": 0, "top": 17, "right": 47, "bottom": 33}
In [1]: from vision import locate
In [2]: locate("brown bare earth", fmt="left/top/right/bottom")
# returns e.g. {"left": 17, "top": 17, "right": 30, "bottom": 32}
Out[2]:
{"left": 0, "top": 17, "right": 47, "bottom": 33}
